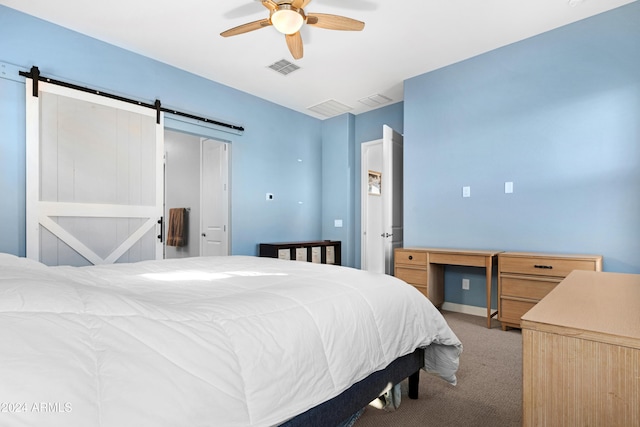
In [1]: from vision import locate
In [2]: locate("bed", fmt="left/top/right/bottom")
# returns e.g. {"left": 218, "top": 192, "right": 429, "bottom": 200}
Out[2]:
{"left": 0, "top": 254, "right": 462, "bottom": 427}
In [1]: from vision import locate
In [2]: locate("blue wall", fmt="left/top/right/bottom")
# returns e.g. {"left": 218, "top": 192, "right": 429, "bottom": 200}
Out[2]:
{"left": 404, "top": 2, "right": 640, "bottom": 307}
{"left": 321, "top": 114, "right": 356, "bottom": 266}
{"left": 2, "top": 3, "right": 639, "bottom": 312}
{"left": 0, "top": 5, "right": 326, "bottom": 258}
{"left": 0, "top": 71, "right": 26, "bottom": 256}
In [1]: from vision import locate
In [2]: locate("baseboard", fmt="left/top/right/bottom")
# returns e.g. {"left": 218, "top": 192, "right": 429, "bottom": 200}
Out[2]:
{"left": 441, "top": 302, "right": 487, "bottom": 318}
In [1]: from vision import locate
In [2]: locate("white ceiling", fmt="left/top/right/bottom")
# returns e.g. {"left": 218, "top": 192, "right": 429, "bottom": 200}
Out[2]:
{"left": 1, "top": 0, "right": 635, "bottom": 119}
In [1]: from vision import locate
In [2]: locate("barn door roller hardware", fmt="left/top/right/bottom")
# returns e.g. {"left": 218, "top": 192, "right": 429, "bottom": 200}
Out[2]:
{"left": 19, "top": 66, "right": 244, "bottom": 131}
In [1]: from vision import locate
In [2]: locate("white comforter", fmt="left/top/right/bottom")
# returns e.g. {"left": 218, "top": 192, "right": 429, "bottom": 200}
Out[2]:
{"left": 0, "top": 254, "right": 461, "bottom": 427}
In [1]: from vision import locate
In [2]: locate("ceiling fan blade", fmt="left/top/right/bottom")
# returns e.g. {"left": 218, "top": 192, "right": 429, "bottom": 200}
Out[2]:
{"left": 306, "top": 13, "right": 365, "bottom": 31}
{"left": 262, "top": 0, "right": 278, "bottom": 11}
{"left": 292, "top": 0, "right": 312, "bottom": 9}
{"left": 220, "top": 18, "right": 272, "bottom": 37}
{"left": 285, "top": 32, "right": 304, "bottom": 59}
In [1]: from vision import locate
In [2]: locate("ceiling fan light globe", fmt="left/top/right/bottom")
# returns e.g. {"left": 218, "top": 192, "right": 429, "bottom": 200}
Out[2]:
{"left": 271, "top": 8, "right": 304, "bottom": 34}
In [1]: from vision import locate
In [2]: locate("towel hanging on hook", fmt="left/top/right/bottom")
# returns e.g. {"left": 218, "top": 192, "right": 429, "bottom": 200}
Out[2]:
{"left": 167, "top": 208, "right": 188, "bottom": 247}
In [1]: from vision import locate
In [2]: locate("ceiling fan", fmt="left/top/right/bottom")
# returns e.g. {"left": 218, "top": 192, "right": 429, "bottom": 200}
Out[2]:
{"left": 220, "top": 0, "right": 365, "bottom": 60}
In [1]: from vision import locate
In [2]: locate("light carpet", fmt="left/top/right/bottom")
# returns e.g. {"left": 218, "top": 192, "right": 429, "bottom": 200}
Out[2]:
{"left": 356, "top": 311, "right": 522, "bottom": 427}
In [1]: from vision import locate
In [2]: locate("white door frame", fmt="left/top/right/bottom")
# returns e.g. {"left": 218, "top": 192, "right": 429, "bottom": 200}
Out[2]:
{"left": 360, "top": 125, "right": 403, "bottom": 274}
{"left": 361, "top": 139, "right": 383, "bottom": 272}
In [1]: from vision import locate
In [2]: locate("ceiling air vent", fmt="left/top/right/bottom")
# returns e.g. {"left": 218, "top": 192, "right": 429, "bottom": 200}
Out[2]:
{"left": 307, "top": 100, "right": 353, "bottom": 118}
{"left": 268, "top": 59, "right": 300, "bottom": 76}
{"left": 358, "top": 94, "right": 393, "bottom": 108}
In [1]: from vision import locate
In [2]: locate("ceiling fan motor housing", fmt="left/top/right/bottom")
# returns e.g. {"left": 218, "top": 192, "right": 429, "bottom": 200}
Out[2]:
{"left": 271, "top": 4, "right": 306, "bottom": 34}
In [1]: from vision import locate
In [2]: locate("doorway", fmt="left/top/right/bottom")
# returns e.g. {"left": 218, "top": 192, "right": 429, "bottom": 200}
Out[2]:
{"left": 164, "top": 130, "right": 230, "bottom": 258}
{"left": 360, "top": 125, "right": 403, "bottom": 274}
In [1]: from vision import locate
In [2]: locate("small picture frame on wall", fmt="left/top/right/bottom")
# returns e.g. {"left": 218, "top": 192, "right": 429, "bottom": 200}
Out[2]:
{"left": 368, "top": 170, "right": 381, "bottom": 195}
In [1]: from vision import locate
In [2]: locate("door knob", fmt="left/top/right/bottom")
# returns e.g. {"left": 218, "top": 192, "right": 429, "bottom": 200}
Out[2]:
{"left": 201, "top": 233, "right": 206, "bottom": 237}
{"left": 380, "top": 233, "right": 393, "bottom": 238}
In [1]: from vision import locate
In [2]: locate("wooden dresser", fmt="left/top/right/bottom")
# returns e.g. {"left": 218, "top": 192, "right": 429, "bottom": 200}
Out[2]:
{"left": 521, "top": 270, "right": 640, "bottom": 426}
{"left": 498, "top": 252, "right": 602, "bottom": 330}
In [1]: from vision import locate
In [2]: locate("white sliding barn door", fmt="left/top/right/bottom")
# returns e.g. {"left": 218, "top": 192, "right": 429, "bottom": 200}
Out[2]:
{"left": 25, "top": 80, "right": 164, "bottom": 266}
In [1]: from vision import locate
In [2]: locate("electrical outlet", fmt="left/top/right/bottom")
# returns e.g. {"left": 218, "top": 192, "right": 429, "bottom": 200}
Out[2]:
{"left": 462, "top": 278, "right": 470, "bottom": 290}
{"left": 505, "top": 181, "right": 513, "bottom": 194}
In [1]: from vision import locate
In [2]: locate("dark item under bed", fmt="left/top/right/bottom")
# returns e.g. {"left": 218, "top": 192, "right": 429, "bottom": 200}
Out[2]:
{"left": 281, "top": 348, "right": 424, "bottom": 426}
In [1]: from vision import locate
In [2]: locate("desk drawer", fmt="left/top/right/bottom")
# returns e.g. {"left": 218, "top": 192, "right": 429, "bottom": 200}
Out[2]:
{"left": 395, "top": 250, "right": 427, "bottom": 266}
{"left": 501, "top": 276, "right": 560, "bottom": 301}
{"left": 500, "top": 299, "right": 536, "bottom": 326}
{"left": 429, "top": 252, "right": 485, "bottom": 268}
{"left": 395, "top": 266, "right": 427, "bottom": 286}
{"left": 500, "top": 256, "right": 598, "bottom": 277}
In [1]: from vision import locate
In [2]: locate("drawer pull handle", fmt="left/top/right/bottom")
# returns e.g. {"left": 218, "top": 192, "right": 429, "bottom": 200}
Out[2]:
{"left": 408, "top": 255, "right": 413, "bottom": 260}
{"left": 534, "top": 265, "right": 553, "bottom": 269}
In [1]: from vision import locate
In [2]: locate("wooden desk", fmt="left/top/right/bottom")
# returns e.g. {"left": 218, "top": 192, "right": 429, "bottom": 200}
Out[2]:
{"left": 395, "top": 248, "right": 502, "bottom": 328}
{"left": 521, "top": 270, "right": 640, "bottom": 426}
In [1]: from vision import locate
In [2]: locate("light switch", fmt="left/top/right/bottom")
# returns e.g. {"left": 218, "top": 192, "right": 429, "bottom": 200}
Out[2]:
{"left": 462, "top": 186, "right": 471, "bottom": 198}
{"left": 505, "top": 182, "right": 513, "bottom": 194}
{"left": 266, "top": 193, "right": 274, "bottom": 200}
{"left": 334, "top": 219, "right": 343, "bottom": 228}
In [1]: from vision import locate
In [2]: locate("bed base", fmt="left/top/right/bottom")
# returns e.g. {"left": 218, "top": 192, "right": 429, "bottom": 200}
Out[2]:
{"left": 280, "top": 348, "right": 424, "bottom": 427}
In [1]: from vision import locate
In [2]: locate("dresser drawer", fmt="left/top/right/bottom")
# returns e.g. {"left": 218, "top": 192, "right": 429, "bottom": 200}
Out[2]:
{"left": 500, "top": 299, "right": 536, "bottom": 325}
{"left": 500, "top": 256, "right": 598, "bottom": 277}
{"left": 395, "top": 266, "right": 427, "bottom": 286}
{"left": 501, "top": 276, "right": 560, "bottom": 301}
{"left": 395, "top": 250, "right": 428, "bottom": 266}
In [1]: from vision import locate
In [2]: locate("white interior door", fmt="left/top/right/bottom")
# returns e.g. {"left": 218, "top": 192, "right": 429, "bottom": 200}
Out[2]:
{"left": 361, "top": 125, "right": 403, "bottom": 274}
{"left": 383, "top": 125, "right": 404, "bottom": 275}
{"left": 25, "top": 79, "right": 164, "bottom": 266}
{"left": 200, "top": 138, "right": 230, "bottom": 256}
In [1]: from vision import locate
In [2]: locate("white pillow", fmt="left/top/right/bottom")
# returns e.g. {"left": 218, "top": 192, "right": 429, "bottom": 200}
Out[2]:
{"left": 0, "top": 253, "right": 48, "bottom": 270}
